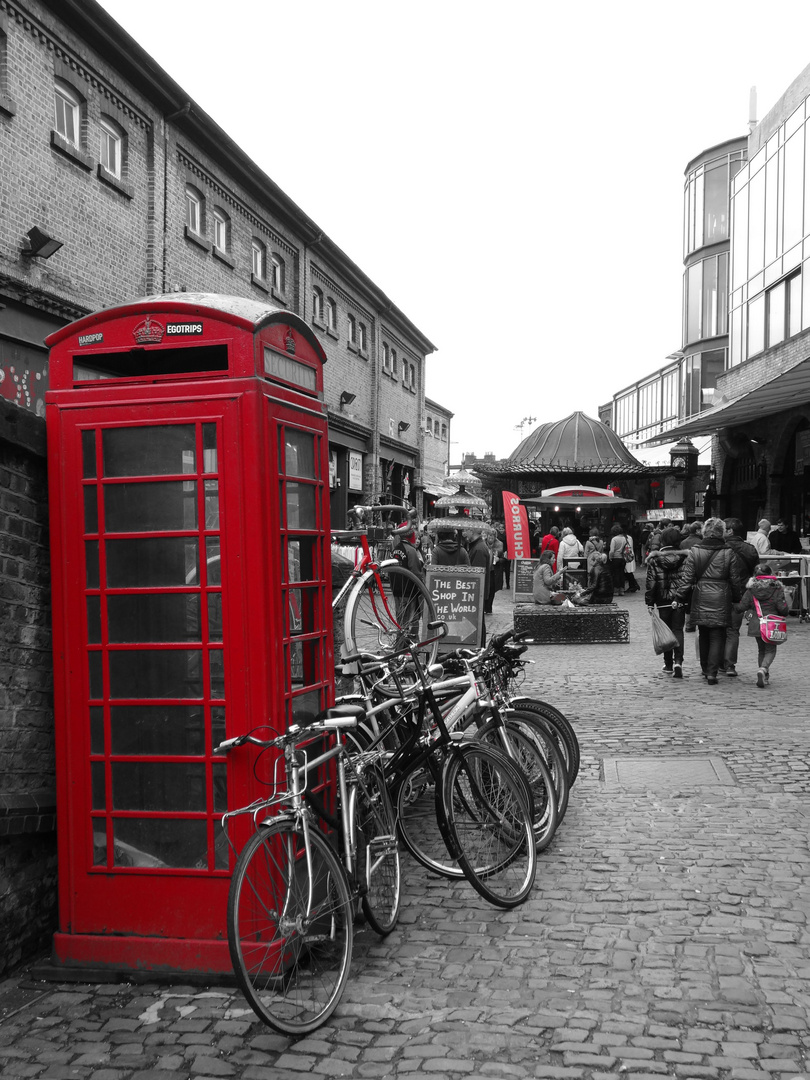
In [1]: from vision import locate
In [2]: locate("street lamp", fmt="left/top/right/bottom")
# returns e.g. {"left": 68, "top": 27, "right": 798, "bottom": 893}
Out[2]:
{"left": 515, "top": 416, "right": 536, "bottom": 439}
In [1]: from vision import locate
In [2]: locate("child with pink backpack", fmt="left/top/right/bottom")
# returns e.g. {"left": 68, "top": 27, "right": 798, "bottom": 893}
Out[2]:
{"left": 733, "top": 564, "right": 790, "bottom": 688}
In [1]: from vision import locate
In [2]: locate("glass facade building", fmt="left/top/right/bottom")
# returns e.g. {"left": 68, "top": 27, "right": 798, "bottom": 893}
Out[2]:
{"left": 730, "top": 99, "right": 810, "bottom": 365}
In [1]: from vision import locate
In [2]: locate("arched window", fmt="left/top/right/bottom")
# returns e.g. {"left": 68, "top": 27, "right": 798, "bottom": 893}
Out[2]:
{"left": 326, "top": 297, "right": 337, "bottom": 331}
{"left": 390, "top": 348, "right": 398, "bottom": 376}
{"left": 347, "top": 313, "right": 357, "bottom": 345}
{"left": 312, "top": 286, "right": 324, "bottom": 322}
{"left": 426, "top": 417, "right": 433, "bottom": 435}
{"left": 252, "top": 239, "right": 266, "bottom": 279}
{"left": 100, "top": 116, "right": 124, "bottom": 178}
{"left": 382, "top": 342, "right": 390, "bottom": 369}
{"left": 271, "top": 254, "right": 285, "bottom": 294}
{"left": 358, "top": 323, "right": 367, "bottom": 352}
{"left": 185, "top": 185, "right": 203, "bottom": 234}
{"left": 441, "top": 423, "right": 447, "bottom": 440}
{"left": 54, "top": 80, "right": 82, "bottom": 146}
{"left": 212, "top": 208, "right": 229, "bottom": 252}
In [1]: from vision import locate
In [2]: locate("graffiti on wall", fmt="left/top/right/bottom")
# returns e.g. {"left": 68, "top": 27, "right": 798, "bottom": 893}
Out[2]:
{"left": 0, "top": 344, "right": 48, "bottom": 417}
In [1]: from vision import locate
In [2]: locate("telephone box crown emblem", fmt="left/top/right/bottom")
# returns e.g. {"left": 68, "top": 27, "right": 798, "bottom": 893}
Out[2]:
{"left": 133, "top": 315, "right": 165, "bottom": 344}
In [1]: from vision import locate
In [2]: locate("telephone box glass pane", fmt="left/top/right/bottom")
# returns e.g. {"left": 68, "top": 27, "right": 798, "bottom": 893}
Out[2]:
{"left": 204, "top": 480, "right": 219, "bottom": 529}
{"left": 291, "top": 689, "right": 321, "bottom": 725}
{"left": 84, "top": 487, "right": 98, "bottom": 533}
{"left": 82, "top": 430, "right": 97, "bottom": 478}
{"left": 105, "top": 481, "right": 197, "bottom": 532}
{"left": 112, "top": 762, "right": 207, "bottom": 811}
{"left": 283, "top": 429, "right": 316, "bottom": 477}
{"left": 102, "top": 425, "right": 196, "bottom": 476}
{"left": 86, "top": 540, "right": 99, "bottom": 588}
{"left": 109, "top": 650, "right": 202, "bottom": 699}
{"left": 209, "top": 649, "right": 224, "bottom": 698}
{"left": 91, "top": 762, "right": 106, "bottom": 809}
{"left": 211, "top": 707, "right": 226, "bottom": 751}
{"left": 287, "top": 538, "right": 316, "bottom": 582}
{"left": 106, "top": 538, "right": 198, "bottom": 588}
{"left": 206, "top": 539, "right": 221, "bottom": 584}
{"left": 287, "top": 588, "right": 317, "bottom": 636}
{"left": 107, "top": 594, "right": 201, "bottom": 642}
{"left": 202, "top": 424, "right": 217, "bottom": 473}
{"left": 87, "top": 596, "right": 101, "bottom": 643}
{"left": 286, "top": 482, "right": 316, "bottom": 530}
{"left": 89, "top": 651, "right": 103, "bottom": 698}
{"left": 110, "top": 705, "right": 205, "bottom": 755}
{"left": 112, "top": 819, "right": 207, "bottom": 868}
{"left": 213, "top": 764, "right": 227, "bottom": 813}
{"left": 207, "top": 594, "right": 222, "bottom": 641}
{"left": 289, "top": 640, "right": 319, "bottom": 689}
{"left": 90, "top": 707, "right": 104, "bottom": 753}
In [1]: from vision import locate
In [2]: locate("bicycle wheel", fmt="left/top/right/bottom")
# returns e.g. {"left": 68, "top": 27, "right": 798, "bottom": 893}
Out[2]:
{"left": 442, "top": 743, "right": 537, "bottom": 908}
{"left": 471, "top": 716, "right": 560, "bottom": 849}
{"left": 393, "top": 753, "right": 465, "bottom": 878}
{"left": 227, "top": 819, "right": 353, "bottom": 1036}
{"left": 354, "top": 761, "right": 401, "bottom": 935}
{"left": 498, "top": 710, "right": 570, "bottom": 823}
{"left": 344, "top": 562, "right": 437, "bottom": 664}
{"left": 510, "top": 696, "right": 580, "bottom": 786}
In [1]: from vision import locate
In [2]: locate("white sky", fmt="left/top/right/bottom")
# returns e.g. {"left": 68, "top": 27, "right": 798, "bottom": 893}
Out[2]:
{"left": 97, "top": 0, "right": 810, "bottom": 463}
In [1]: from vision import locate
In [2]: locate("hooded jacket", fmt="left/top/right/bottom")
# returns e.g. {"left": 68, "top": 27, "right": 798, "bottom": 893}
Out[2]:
{"left": 674, "top": 537, "right": 742, "bottom": 627}
{"left": 432, "top": 535, "right": 470, "bottom": 566}
{"left": 735, "top": 576, "right": 789, "bottom": 639}
{"left": 644, "top": 547, "right": 687, "bottom": 607}
{"left": 557, "top": 532, "right": 584, "bottom": 567}
{"left": 724, "top": 535, "right": 759, "bottom": 580}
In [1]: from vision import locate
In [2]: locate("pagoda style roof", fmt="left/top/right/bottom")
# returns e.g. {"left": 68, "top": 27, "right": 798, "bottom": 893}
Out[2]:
{"left": 476, "top": 411, "right": 647, "bottom": 476}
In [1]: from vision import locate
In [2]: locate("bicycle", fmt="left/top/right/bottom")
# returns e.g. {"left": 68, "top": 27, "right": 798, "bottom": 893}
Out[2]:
{"left": 331, "top": 502, "right": 438, "bottom": 665}
{"left": 341, "top": 626, "right": 538, "bottom": 909}
{"left": 214, "top": 704, "right": 400, "bottom": 1036}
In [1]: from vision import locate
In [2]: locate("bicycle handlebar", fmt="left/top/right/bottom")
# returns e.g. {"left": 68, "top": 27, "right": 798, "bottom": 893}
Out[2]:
{"left": 346, "top": 504, "right": 418, "bottom": 537}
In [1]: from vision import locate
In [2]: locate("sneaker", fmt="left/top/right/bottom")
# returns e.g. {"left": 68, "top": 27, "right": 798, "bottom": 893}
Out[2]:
{"left": 673, "top": 664, "right": 683, "bottom": 679}
{"left": 756, "top": 669, "right": 766, "bottom": 689}
{"left": 725, "top": 665, "right": 738, "bottom": 677}
{"left": 662, "top": 664, "right": 673, "bottom": 674}
{"left": 707, "top": 676, "right": 718, "bottom": 685}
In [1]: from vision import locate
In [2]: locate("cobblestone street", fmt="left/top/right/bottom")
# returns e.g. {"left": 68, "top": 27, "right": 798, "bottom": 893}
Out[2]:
{"left": 2, "top": 584, "right": 810, "bottom": 1080}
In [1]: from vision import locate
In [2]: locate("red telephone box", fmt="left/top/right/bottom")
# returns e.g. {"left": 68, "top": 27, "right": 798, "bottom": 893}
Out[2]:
{"left": 45, "top": 294, "right": 332, "bottom": 974}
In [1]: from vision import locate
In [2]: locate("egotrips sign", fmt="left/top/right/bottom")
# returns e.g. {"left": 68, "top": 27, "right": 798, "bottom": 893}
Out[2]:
{"left": 502, "top": 491, "right": 531, "bottom": 560}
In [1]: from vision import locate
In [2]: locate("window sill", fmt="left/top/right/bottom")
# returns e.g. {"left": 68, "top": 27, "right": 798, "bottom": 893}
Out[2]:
{"left": 402, "top": 383, "right": 416, "bottom": 394}
{"left": 358, "top": 349, "right": 369, "bottom": 361}
{"left": 325, "top": 326, "right": 339, "bottom": 340}
{"left": 97, "top": 163, "right": 133, "bottom": 199}
{"left": 212, "top": 246, "right": 235, "bottom": 269}
{"left": 347, "top": 341, "right": 358, "bottom": 354}
{"left": 312, "top": 317, "right": 326, "bottom": 331}
{"left": 271, "top": 286, "right": 287, "bottom": 304}
{"left": 382, "top": 369, "right": 397, "bottom": 381}
{"left": 251, "top": 273, "right": 270, "bottom": 293}
{"left": 184, "top": 225, "right": 211, "bottom": 252}
{"left": 51, "top": 129, "right": 93, "bottom": 170}
{"left": 0, "top": 95, "right": 17, "bottom": 117}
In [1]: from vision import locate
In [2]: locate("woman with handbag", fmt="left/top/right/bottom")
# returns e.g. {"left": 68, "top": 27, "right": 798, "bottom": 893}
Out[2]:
{"left": 672, "top": 517, "right": 742, "bottom": 685}
{"left": 733, "top": 563, "right": 789, "bottom": 688}
{"left": 644, "top": 527, "right": 688, "bottom": 678}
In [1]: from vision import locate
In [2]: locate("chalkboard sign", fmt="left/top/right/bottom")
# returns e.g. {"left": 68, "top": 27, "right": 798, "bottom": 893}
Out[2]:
{"left": 426, "top": 566, "right": 485, "bottom": 649}
{"left": 513, "top": 558, "right": 541, "bottom": 600}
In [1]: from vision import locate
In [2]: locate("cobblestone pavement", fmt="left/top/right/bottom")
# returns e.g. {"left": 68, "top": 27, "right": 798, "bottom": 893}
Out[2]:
{"left": 2, "top": 583, "right": 810, "bottom": 1079}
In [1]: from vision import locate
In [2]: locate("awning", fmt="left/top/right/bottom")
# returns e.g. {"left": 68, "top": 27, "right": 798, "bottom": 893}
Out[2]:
{"left": 521, "top": 495, "right": 637, "bottom": 508}
{"left": 641, "top": 354, "right": 810, "bottom": 445}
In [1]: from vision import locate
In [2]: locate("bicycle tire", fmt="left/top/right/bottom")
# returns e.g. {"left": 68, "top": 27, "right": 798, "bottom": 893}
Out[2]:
{"left": 471, "top": 717, "right": 560, "bottom": 849}
{"left": 497, "top": 710, "right": 570, "bottom": 823}
{"left": 442, "top": 743, "right": 537, "bottom": 908}
{"left": 227, "top": 819, "right": 353, "bottom": 1036}
{"left": 344, "top": 562, "right": 438, "bottom": 665}
{"left": 509, "top": 696, "right": 580, "bottom": 786}
{"left": 354, "top": 761, "right": 401, "bottom": 935}
{"left": 393, "top": 752, "right": 464, "bottom": 879}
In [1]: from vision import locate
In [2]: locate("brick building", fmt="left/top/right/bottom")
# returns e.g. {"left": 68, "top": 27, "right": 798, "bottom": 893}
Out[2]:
{"left": 0, "top": 0, "right": 438, "bottom": 973}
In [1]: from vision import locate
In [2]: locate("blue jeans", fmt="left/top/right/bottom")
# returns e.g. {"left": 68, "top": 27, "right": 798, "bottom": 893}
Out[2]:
{"left": 698, "top": 625, "right": 726, "bottom": 679}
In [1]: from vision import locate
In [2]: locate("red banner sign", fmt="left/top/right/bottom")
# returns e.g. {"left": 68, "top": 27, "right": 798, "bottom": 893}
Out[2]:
{"left": 502, "top": 491, "right": 531, "bottom": 560}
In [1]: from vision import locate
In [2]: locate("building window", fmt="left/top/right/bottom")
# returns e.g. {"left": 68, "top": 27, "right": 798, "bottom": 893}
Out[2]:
{"left": 54, "top": 81, "right": 81, "bottom": 146}
{"left": 347, "top": 313, "right": 357, "bottom": 345}
{"left": 390, "top": 349, "right": 398, "bottom": 376}
{"left": 358, "top": 323, "right": 367, "bottom": 353}
{"left": 382, "top": 343, "right": 390, "bottom": 369}
{"left": 100, "top": 117, "right": 123, "bottom": 178}
{"left": 441, "top": 423, "right": 447, "bottom": 440}
{"left": 426, "top": 417, "right": 433, "bottom": 435}
{"left": 326, "top": 297, "right": 337, "bottom": 332}
{"left": 271, "top": 255, "right": 285, "bottom": 295}
{"left": 212, "top": 208, "right": 229, "bottom": 252}
{"left": 185, "top": 185, "right": 203, "bottom": 235}
{"left": 252, "top": 239, "right": 266, "bottom": 279}
{"left": 312, "top": 286, "right": 324, "bottom": 323}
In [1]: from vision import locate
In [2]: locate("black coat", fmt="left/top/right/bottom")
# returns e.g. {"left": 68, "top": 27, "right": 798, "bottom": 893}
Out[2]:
{"left": 674, "top": 538, "right": 742, "bottom": 627}
{"left": 644, "top": 548, "right": 687, "bottom": 607}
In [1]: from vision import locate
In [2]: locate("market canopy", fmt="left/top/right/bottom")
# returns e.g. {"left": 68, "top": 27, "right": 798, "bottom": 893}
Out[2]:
{"left": 522, "top": 495, "right": 637, "bottom": 508}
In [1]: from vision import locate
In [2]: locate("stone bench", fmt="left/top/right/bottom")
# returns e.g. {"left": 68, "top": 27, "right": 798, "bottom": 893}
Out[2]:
{"left": 514, "top": 602, "right": 629, "bottom": 644}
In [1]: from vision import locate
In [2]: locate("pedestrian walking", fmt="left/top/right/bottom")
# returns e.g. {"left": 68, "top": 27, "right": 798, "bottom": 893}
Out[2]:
{"left": 624, "top": 532, "right": 640, "bottom": 593}
{"left": 485, "top": 530, "right": 504, "bottom": 614}
{"left": 556, "top": 526, "right": 584, "bottom": 572}
{"left": 734, "top": 563, "right": 790, "bottom": 688}
{"left": 722, "top": 517, "right": 759, "bottom": 677}
{"left": 608, "top": 522, "right": 629, "bottom": 594}
{"left": 432, "top": 528, "right": 470, "bottom": 566}
{"left": 672, "top": 517, "right": 742, "bottom": 685}
{"left": 467, "top": 528, "right": 491, "bottom": 642}
{"left": 644, "top": 527, "right": 688, "bottom": 678}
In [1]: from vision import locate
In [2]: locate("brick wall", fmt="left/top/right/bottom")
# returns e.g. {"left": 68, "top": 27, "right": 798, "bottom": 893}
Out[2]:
{"left": 0, "top": 420, "right": 56, "bottom": 976}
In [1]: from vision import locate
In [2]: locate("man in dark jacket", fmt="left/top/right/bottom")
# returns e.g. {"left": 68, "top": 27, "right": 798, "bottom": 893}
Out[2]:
{"left": 467, "top": 529, "right": 491, "bottom": 644}
{"left": 432, "top": 529, "right": 470, "bottom": 566}
{"left": 723, "top": 517, "right": 759, "bottom": 676}
{"left": 645, "top": 527, "right": 688, "bottom": 677}
{"left": 674, "top": 517, "right": 742, "bottom": 684}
